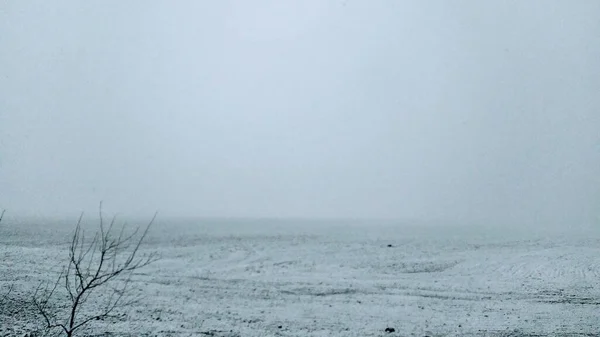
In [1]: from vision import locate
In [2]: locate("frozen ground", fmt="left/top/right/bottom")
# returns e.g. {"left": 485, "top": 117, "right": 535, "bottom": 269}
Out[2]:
{"left": 1, "top": 218, "right": 599, "bottom": 336}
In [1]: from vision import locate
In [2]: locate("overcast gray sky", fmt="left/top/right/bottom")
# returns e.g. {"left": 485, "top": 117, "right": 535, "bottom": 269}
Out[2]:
{"left": 1, "top": 1, "right": 599, "bottom": 224}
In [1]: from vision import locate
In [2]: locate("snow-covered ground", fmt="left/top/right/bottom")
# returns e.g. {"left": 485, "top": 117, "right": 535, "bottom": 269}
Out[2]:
{"left": 1, "top": 218, "right": 599, "bottom": 336}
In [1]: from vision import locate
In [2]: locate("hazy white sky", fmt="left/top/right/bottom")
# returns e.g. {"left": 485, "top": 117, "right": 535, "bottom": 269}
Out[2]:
{"left": 1, "top": 1, "right": 599, "bottom": 224}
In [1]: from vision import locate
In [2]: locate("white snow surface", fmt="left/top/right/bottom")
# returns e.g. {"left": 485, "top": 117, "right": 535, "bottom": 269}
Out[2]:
{"left": 1, "top": 218, "right": 599, "bottom": 336}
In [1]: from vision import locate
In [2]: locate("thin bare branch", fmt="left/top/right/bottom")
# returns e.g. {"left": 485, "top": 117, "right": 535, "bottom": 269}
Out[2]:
{"left": 99, "top": 202, "right": 105, "bottom": 248}
{"left": 106, "top": 215, "right": 117, "bottom": 242}
{"left": 1, "top": 283, "right": 13, "bottom": 304}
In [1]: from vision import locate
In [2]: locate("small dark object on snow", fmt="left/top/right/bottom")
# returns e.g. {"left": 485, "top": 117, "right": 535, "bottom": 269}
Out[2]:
{"left": 387, "top": 244, "right": 393, "bottom": 247}
{"left": 385, "top": 327, "right": 395, "bottom": 333}
{"left": 278, "top": 325, "right": 282, "bottom": 329}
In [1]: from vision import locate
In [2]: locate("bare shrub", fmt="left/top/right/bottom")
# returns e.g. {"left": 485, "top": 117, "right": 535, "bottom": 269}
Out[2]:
{"left": 33, "top": 204, "right": 159, "bottom": 337}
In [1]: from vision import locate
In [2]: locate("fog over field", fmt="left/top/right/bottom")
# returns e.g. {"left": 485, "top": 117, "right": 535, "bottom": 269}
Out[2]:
{"left": 1, "top": 0, "right": 599, "bottom": 224}
{"left": 1, "top": 1, "right": 599, "bottom": 336}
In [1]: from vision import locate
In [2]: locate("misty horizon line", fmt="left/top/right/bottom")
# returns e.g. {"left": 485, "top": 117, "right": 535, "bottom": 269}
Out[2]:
{"left": 0, "top": 210, "right": 585, "bottom": 228}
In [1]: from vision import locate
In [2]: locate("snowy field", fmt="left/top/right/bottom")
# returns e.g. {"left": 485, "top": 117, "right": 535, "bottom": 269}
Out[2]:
{"left": 1, "top": 218, "right": 599, "bottom": 336}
